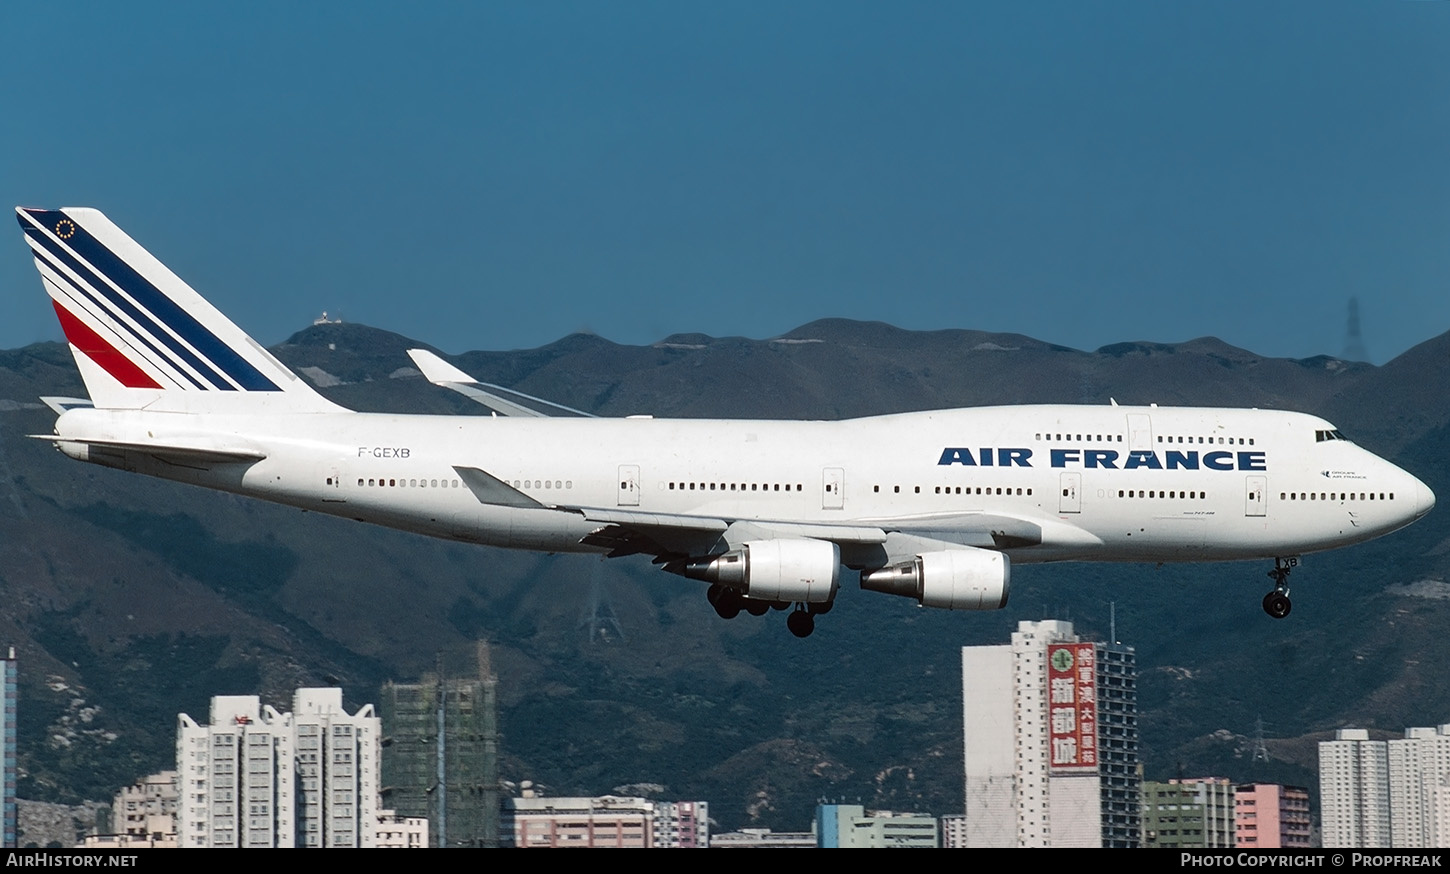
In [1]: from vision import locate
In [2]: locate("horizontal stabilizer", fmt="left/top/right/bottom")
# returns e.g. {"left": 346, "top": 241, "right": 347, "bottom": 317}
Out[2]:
{"left": 33, "top": 435, "right": 267, "bottom": 465}
{"left": 39, "top": 396, "right": 94, "bottom": 415}
{"left": 408, "top": 349, "right": 596, "bottom": 418}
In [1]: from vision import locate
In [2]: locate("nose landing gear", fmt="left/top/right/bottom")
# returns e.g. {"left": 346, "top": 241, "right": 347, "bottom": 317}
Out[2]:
{"left": 1263, "top": 557, "right": 1298, "bottom": 618}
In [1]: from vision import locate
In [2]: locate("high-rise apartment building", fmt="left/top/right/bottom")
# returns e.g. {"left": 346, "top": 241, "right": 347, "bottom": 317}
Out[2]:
{"left": 176, "top": 688, "right": 380, "bottom": 848}
{"left": 295, "top": 688, "right": 380, "bottom": 847}
{"left": 1319, "top": 724, "right": 1450, "bottom": 848}
{"left": 1386, "top": 725, "right": 1450, "bottom": 848}
{"left": 2, "top": 647, "right": 15, "bottom": 849}
{"left": 962, "top": 619, "right": 1139, "bottom": 847}
{"left": 1319, "top": 728, "right": 1391, "bottom": 848}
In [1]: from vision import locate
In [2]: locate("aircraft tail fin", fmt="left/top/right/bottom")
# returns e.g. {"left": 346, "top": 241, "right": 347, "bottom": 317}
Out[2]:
{"left": 16, "top": 207, "right": 342, "bottom": 413}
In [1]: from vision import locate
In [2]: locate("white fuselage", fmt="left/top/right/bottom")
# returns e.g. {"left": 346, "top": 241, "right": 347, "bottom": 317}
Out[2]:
{"left": 52, "top": 402, "right": 1433, "bottom": 567}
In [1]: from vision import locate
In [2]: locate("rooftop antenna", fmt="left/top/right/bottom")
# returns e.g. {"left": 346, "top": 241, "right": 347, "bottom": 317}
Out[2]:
{"left": 1343, "top": 297, "right": 1369, "bottom": 363}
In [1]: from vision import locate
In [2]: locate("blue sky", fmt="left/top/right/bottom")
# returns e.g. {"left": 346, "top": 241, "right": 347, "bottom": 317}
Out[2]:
{"left": 3, "top": 3, "right": 1447, "bottom": 363}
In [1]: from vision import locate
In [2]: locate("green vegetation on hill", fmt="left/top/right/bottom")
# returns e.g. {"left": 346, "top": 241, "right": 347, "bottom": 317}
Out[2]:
{"left": 1, "top": 321, "right": 1447, "bottom": 829}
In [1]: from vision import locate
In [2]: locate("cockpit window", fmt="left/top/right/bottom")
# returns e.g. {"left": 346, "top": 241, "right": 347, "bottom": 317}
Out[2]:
{"left": 1315, "top": 429, "right": 1351, "bottom": 443}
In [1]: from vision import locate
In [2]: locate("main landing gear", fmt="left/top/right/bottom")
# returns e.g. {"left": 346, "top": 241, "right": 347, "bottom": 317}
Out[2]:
{"left": 1262, "top": 556, "right": 1298, "bottom": 619}
{"left": 707, "top": 585, "right": 830, "bottom": 637}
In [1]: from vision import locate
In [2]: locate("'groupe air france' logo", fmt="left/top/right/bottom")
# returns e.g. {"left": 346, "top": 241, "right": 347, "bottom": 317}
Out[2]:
{"left": 54, "top": 218, "right": 76, "bottom": 239}
{"left": 1050, "top": 648, "right": 1075, "bottom": 672}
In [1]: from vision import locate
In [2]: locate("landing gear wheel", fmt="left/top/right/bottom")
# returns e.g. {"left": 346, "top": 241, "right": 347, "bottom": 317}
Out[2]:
{"left": 786, "top": 609, "right": 815, "bottom": 638}
{"left": 1263, "top": 591, "right": 1292, "bottom": 619}
{"left": 806, "top": 599, "right": 834, "bottom": 616}
{"left": 1262, "top": 556, "right": 1298, "bottom": 619}
{"left": 711, "top": 587, "right": 743, "bottom": 619}
{"left": 743, "top": 598, "right": 770, "bottom": 617}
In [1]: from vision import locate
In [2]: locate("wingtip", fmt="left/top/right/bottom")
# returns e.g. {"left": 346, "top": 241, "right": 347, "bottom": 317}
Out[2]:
{"left": 406, "top": 348, "right": 477, "bottom": 385}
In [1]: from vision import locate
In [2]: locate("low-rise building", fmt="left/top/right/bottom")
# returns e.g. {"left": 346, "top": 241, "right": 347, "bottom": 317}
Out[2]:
{"left": 711, "top": 828, "right": 816, "bottom": 848}
{"left": 112, "top": 771, "right": 178, "bottom": 844}
{"left": 376, "top": 809, "right": 428, "bottom": 848}
{"left": 816, "top": 804, "right": 938, "bottom": 848}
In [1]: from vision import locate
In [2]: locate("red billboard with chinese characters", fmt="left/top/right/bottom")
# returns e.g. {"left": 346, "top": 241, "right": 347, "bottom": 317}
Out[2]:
{"left": 1046, "top": 642, "right": 1098, "bottom": 774}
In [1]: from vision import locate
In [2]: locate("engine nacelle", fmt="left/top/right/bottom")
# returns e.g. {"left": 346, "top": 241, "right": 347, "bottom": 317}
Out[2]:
{"left": 859, "top": 548, "right": 1010, "bottom": 610}
{"left": 672, "top": 539, "right": 840, "bottom": 603}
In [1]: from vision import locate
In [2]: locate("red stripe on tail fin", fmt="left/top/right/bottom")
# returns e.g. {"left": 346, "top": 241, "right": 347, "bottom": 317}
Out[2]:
{"left": 51, "top": 301, "right": 163, "bottom": 390}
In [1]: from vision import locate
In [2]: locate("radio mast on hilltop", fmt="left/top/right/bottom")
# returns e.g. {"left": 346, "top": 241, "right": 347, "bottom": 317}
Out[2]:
{"left": 1343, "top": 297, "right": 1370, "bottom": 363}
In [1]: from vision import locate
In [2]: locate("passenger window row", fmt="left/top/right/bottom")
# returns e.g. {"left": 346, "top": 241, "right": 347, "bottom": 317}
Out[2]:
{"left": 1158, "top": 435, "right": 1253, "bottom": 446}
{"left": 667, "top": 482, "right": 801, "bottom": 492}
{"left": 353, "top": 477, "right": 461, "bottom": 488}
{"left": 1037, "top": 433, "right": 1122, "bottom": 442}
{"left": 1281, "top": 492, "right": 1391, "bottom": 501}
{"left": 873, "top": 485, "right": 1032, "bottom": 496}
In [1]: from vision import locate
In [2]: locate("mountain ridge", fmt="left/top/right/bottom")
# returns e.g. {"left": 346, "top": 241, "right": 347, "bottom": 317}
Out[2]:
{"left": 2, "top": 316, "right": 1446, "bottom": 831}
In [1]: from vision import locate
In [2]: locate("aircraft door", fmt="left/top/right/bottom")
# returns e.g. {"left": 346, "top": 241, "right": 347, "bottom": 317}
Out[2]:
{"left": 1127, "top": 414, "right": 1153, "bottom": 451}
{"left": 1245, "top": 475, "right": 1267, "bottom": 517}
{"left": 617, "top": 464, "right": 640, "bottom": 506}
{"left": 1059, "top": 473, "right": 1081, "bottom": 514}
{"left": 822, "top": 467, "right": 844, "bottom": 510}
{"left": 322, "top": 465, "right": 346, "bottom": 503}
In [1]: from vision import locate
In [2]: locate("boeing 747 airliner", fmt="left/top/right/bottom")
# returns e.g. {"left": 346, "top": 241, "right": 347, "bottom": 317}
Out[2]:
{"left": 15, "top": 207, "right": 1435, "bottom": 636}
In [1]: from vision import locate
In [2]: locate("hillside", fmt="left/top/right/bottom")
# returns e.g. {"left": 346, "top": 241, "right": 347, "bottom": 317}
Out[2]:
{"left": 1, "top": 320, "right": 1446, "bottom": 830}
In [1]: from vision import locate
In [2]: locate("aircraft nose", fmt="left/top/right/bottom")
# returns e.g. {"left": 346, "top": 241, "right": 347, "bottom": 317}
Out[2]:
{"left": 1414, "top": 476, "right": 1436, "bottom": 519}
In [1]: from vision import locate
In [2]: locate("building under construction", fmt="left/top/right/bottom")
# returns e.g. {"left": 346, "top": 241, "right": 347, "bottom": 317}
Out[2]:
{"left": 380, "top": 641, "right": 501, "bottom": 848}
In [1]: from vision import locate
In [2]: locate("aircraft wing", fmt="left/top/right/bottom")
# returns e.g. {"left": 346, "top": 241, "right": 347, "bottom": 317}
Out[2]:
{"left": 452, "top": 462, "right": 1043, "bottom": 561}
{"left": 408, "top": 349, "right": 596, "bottom": 418}
{"left": 855, "top": 511, "right": 1045, "bottom": 550}
{"left": 569, "top": 508, "right": 890, "bottom": 560}
{"left": 565, "top": 507, "right": 1049, "bottom": 563}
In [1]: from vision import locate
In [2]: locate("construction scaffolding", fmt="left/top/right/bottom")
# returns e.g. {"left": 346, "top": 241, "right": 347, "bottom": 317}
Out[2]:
{"left": 380, "top": 641, "right": 501, "bottom": 847}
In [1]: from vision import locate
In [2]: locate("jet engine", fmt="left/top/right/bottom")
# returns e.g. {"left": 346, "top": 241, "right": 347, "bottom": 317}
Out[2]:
{"left": 859, "top": 548, "right": 1010, "bottom": 610}
{"left": 669, "top": 539, "right": 840, "bottom": 603}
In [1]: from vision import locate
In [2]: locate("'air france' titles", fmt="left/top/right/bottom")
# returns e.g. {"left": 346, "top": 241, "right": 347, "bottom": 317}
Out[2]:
{"left": 938, "top": 447, "right": 1267, "bottom": 471}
